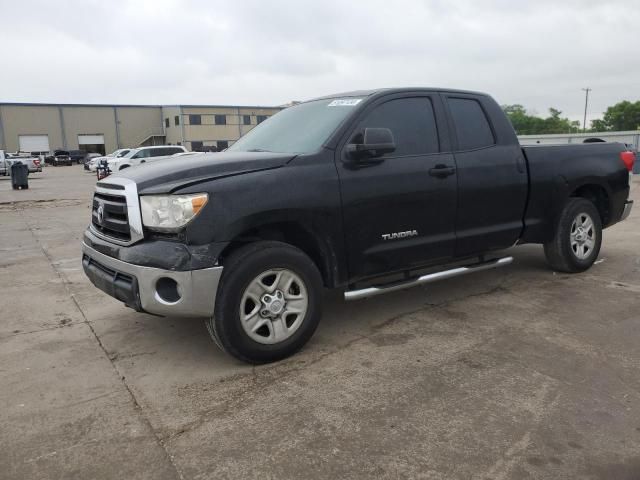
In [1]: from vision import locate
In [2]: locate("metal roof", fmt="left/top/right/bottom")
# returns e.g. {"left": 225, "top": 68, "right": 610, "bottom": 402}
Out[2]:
{"left": 0, "top": 102, "right": 281, "bottom": 109}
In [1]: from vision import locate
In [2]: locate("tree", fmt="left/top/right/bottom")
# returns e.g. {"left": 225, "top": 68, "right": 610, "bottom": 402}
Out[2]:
{"left": 600, "top": 101, "right": 640, "bottom": 131}
{"left": 502, "top": 105, "right": 578, "bottom": 135}
{"left": 590, "top": 119, "right": 609, "bottom": 132}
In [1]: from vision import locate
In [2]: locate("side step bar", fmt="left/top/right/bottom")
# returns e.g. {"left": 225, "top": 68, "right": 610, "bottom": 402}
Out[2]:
{"left": 344, "top": 256, "right": 513, "bottom": 301}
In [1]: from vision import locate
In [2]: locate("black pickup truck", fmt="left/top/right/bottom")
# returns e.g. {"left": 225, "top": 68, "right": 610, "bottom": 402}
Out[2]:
{"left": 82, "top": 88, "right": 635, "bottom": 363}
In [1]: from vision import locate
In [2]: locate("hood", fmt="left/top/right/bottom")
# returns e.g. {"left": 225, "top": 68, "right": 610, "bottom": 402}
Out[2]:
{"left": 112, "top": 151, "right": 295, "bottom": 194}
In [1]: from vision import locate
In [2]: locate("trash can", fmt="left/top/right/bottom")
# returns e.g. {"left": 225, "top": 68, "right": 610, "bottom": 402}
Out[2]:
{"left": 10, "top": 161, "right": 29, "bottom": 190}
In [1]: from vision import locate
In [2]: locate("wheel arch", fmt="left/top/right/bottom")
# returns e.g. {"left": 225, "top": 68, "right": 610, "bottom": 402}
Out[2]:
{"left": 569, "top": 183, "right": 611, "bottom": 226}
{"left": 217, "top": 221, "right": 340, "bottom": 288}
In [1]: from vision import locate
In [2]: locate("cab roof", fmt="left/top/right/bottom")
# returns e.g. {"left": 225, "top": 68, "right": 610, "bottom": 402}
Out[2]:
{"left": 310, "top": 87, "right": 489, "bottom": 102}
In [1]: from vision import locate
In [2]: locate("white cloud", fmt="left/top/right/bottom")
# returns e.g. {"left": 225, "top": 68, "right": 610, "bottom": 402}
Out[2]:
{"left": 1, "top": 0, "right": 638, "bottom": 123}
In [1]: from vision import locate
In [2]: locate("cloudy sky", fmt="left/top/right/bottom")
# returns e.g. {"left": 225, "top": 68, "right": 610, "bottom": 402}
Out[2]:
{"left": 1, "top": 0, "right": 638, "bottom": 124}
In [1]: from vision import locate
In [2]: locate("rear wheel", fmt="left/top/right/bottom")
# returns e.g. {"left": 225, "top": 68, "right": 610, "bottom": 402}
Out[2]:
{"left": 206, "top": 241, "right": 323, "bottom": 364}
{"left": 544, "top": 197, "right": 602, "bottom": 273}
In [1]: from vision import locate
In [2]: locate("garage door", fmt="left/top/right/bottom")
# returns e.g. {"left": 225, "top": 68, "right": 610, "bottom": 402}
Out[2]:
{"left": 78, "top": 134, "right": 105, "bottom": 145}
{"left": 19, "top": 135, "right": 50, "bottom": 153}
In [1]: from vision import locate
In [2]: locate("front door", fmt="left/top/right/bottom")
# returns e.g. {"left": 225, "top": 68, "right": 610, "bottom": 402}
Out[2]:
{"left": 336, "top": 94, "right": 458, "bottom": 281}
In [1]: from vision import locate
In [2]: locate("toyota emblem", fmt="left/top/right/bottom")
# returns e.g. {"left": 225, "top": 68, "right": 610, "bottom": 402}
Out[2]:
{"left": 97, "top": 203, "right": 105, "bottom": 225}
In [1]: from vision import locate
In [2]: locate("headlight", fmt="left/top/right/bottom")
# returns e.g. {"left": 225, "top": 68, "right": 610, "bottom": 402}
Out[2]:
{"left": 140, "top": 193, "right": 208, "bottom": 232}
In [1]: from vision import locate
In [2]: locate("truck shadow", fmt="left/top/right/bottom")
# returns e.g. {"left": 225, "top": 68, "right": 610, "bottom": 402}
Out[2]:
{"left": 105, "top": 245, "right": 550, "bottom": 372}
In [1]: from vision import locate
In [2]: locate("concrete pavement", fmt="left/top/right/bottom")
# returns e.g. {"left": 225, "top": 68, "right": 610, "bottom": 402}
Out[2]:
{"left": 1, "top": 166, "right": 639, "bottom": 479}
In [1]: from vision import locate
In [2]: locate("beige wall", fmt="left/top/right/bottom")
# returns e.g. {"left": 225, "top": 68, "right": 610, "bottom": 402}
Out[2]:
{"left": 0, "top": 105, "right": 63, "bottom": 152}
{"left": 161, "top": 106, "right": 183, "bottom": 145}
{"left": 179, "top": 106, "right": 282, "bottom": 149}
{"left": 61, "top": 106, "right": 117, "bottom": 152}
{"left": 116, "top": 107, "right": 163, "bottom": 148}
{"left": 0, "top": 103, "right": 282, "bottom": 153}
{"left": 0, "top": 104, "right": 163, "bottom": 153}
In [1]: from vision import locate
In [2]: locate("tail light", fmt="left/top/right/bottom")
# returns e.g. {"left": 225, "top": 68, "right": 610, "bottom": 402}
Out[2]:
{"left": 33, "top": 159, "right": 40, "bottom": 166}
{"left": 620, "top": 151, "right": 635, "bottom": 172}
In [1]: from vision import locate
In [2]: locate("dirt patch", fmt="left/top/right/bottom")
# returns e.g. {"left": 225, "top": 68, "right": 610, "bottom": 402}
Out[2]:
{"left": 0, "top": 199, "right": 83, "bottom": 211}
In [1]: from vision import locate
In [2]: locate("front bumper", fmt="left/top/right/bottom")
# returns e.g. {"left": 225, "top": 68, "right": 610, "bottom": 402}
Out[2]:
{"left": 620, "top": 200, "right": 633, "bottom": 222}
{"left": 82, "top": 242, "right": 223, "bottom": 318}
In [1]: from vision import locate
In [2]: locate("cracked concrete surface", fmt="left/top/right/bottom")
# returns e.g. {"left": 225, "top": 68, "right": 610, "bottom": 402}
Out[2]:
{"left": 1, "top": 167, "right": 639, "bottom": 479}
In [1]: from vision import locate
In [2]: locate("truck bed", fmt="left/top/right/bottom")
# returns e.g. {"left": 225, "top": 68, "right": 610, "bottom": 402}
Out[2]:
{"left": 521, "top": 142, "right": 630, "bottom": 243}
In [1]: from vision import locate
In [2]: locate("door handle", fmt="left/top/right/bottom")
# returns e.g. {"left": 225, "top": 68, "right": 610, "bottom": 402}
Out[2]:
{"left": 429, "top": 164, "right": 456, "bottom": 178}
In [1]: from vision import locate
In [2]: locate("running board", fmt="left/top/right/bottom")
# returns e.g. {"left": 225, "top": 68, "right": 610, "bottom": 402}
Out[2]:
{"left": 344, "top": 256, "right": 513, "bottom": 301}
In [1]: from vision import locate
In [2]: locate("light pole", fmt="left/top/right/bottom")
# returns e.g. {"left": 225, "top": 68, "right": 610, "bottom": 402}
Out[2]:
{"left": 582, "top": 87, "right": 591, "bottom": 132}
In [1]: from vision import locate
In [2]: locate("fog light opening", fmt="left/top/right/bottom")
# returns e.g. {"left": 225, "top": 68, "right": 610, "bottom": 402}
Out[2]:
{"left": 155, "top": 277, "right": 182, "bottom": 304}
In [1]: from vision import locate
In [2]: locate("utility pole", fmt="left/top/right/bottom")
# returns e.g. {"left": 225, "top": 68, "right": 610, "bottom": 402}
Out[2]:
{"left": 582, "top": 87, "right": 591, "bottom": 133}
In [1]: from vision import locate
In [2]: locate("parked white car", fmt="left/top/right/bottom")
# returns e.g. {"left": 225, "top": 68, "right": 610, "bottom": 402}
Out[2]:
{"left": 108, "top": 145, "right": 188, "bottom": 171}
{"left": 88, "top": 148, "right": 131, "bottom": 172}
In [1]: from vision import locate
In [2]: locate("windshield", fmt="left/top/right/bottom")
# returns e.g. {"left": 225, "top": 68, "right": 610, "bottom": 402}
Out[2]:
{"left": 228, "top": 98, "right": 363, "bottom": 154}
{"left": 123, "top": 149, "right": 139, "bottom": 159}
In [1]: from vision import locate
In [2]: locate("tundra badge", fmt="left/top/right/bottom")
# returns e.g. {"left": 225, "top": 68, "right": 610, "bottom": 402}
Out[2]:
{"left": 381, "top": 230, "right": 418, "bottom": 241}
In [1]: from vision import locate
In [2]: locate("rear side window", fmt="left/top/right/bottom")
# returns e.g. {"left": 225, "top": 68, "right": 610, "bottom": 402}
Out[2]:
{"left": 448, "top": 98, "right": 495, "bottom": 150}
{"left": 150, "top": 148, "right": 169, "bottom": 157}
{"left": 134, "top": 149, "right": 151, "bottom": 159}
{"left": 354, "top": 97, "right": 439, "bottom": 156}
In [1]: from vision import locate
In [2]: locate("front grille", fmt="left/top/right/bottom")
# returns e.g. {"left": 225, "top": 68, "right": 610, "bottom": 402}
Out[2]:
{"left": 92, "top": 192, "right": 131, "bottom": 241}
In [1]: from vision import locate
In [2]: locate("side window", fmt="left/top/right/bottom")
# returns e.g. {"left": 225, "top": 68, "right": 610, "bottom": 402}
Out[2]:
{"left": 134, "top": 149, "right": 151, "bottom": 159}
{"left": 189, "top": 114, "right": 201, "bottom": 125}
{"left": 352, "top": 97, "right": 439, "bottom": 156}
{"left": 448, "top": 98, "right": 495, "bottom": 150}
{"left": 151, "top": 148, "right": 168, "bottom": 157}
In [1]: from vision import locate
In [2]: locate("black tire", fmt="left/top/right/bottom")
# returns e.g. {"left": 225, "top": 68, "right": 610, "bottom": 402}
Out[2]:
{"left": 544, "top": 197, "right": 602, "bottom": 273}
{"left": 206, "top": 241, "right": 323, "bottom": 364}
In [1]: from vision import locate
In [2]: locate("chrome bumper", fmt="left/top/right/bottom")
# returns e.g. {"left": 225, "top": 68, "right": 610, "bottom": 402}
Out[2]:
{"left": 82, "top": 242, "right": 223, "bottom": 318}
{"left": 621, "top": 200, "right": 633, "bottom": 222}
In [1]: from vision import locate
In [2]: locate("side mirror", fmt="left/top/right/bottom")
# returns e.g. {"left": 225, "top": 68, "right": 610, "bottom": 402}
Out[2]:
{"left": 346, "top": 128, "right": 396, "bottom": 161}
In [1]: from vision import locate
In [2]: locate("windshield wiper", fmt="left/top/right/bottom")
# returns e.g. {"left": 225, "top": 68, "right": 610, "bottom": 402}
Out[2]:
{"left": 246, "top": 148, "right": 272, "bottom": 152}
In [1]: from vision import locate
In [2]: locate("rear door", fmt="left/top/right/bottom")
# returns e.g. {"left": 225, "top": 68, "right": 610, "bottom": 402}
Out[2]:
{"left": 336, "top": 93, "right": 458, "bottom": 280}
{"left": 442, "top": 94, "right": 528, "bottom": 256}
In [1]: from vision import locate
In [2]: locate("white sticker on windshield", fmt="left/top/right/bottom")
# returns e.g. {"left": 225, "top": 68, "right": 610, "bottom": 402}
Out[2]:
{"left": 327, "top": 99, "right": 362, "bottom": 107}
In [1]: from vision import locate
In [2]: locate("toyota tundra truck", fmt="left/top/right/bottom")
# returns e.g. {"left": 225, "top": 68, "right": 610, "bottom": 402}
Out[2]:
{"left": 82, "top": 88, "right": 635, "bottom": 363}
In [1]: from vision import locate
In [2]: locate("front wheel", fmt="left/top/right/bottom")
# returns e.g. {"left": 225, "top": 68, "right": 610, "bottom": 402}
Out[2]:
{"left": 544, "top": 197, "right": 602, "bottom": 273}
{"left": 206, "top": 241, "right": 323, "bottom": 364}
